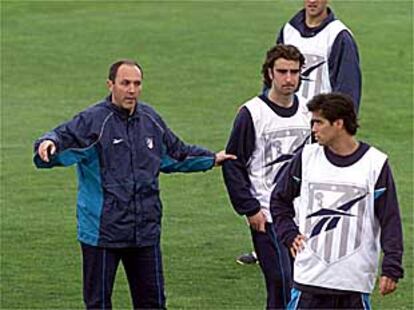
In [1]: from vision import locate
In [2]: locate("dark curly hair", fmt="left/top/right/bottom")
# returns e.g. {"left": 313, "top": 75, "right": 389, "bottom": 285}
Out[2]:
{"left": 261, "top": 44, "right": 305, "bottom": 88}
{"left": 307, "top": 93, "right": 359, "bottom": 135}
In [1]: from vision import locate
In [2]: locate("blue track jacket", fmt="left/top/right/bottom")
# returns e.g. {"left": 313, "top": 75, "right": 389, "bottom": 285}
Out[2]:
{"left": 34, "top": 97, "right": 215, "bottom": 248}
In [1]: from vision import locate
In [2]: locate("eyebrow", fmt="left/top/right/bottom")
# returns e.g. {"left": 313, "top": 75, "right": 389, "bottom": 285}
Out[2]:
{"left": 121, "top": 79, "right": 142, "bottom": 84}
{"left": 274, "top": 68, "right": 300, "bottom": 72}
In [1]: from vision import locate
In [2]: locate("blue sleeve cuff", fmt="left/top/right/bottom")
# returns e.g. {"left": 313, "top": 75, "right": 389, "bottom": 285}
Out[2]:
{"left": 160, "top": 155, "right": 214, "bottom": 173}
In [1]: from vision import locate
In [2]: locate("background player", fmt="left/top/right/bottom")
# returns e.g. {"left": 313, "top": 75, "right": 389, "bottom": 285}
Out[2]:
{"left": 277, "top": 0, "right": 361, "bottom": 111}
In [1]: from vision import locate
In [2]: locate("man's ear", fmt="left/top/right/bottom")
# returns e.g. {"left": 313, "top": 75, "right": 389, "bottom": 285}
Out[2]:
{"left": 106, "top": 79, "right": 114, "bottom": 92}
{"left": 334, "top": 119, "right": 344, "bottom": 129}
{"left": 268, "top": 67, "right": 274, "bottom": 81}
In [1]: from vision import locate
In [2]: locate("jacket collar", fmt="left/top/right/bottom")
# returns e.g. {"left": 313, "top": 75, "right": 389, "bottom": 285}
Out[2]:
{"left": 105, "top": 95, "right": 140, "bottom": 120}
{"left": 289, "top": 7, "right": 336, "bottom": 37}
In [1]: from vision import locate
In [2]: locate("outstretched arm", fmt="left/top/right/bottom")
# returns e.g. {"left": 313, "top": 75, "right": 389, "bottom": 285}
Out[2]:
{"left": 33, "top": 110, "right": 103, "bottom": 169}
{"left": 160, "top": 150, "right": 236, "bottom": 174}
{"left": 214, "top": 150, "right": 237, "bottom": 166}
{"left": 37, "top": 140, "right": 57, "bottom": 163}
{"left": 158, "top": 111, "right": 236, "bottom": 173}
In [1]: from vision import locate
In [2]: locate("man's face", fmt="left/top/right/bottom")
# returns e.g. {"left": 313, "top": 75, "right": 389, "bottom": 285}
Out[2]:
{"left": 311, "top": 110, "right": 340, "bottom": 146}
{"left": 304, "top": 0, "right": 328, "bottom": 18}
{"left": 107, "top": 64, "right": 142, "bottom": 114}
{"left": 268, "top": 58, "right": 301, "bottom": 96}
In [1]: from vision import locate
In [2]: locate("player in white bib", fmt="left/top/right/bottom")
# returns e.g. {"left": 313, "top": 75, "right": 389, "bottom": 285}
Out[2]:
{"left": 276, "top": 0, "right": 361, "bottom": 112}
{"left": 271, "top": 93, "right": 403, "bottom": 309}
{"left": 239, "top": 0, "right": 362, "bottom": 268}
{"left": 223, "top": 45, "right": 311, "bottom": 309}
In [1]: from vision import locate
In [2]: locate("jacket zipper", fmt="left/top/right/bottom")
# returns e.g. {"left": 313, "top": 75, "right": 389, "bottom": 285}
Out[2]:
{"left": 126, "top": 117, "right": 138, "bottom": 244}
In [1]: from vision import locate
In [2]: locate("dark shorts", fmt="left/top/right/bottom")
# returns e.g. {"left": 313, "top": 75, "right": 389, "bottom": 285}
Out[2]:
{"left": 288, "top": 288, "right": 371, "bottom": 310}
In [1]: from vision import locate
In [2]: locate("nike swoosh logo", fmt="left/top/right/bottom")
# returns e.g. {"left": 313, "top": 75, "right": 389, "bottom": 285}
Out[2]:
{"left": 301, "top": 60, "right": 326, "bottom": 77}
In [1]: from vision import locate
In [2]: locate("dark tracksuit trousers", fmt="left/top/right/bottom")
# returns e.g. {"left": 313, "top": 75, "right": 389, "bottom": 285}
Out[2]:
{"left": 81, "top": 242, "right": 165, "bottom": 309}
{"left": 251, "top": 223, "right": 292, "bottom": 310}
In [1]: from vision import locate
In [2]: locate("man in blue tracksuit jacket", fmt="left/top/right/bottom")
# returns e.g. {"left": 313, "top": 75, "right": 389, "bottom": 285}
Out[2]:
{"left": 33, "top": 59, "right": 235, "bottom": 309}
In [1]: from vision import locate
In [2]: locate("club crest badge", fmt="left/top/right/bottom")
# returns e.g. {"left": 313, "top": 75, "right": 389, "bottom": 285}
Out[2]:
{"left": 305, "top": 182, "right": 368, "bottom": 264}
{"left": 145, "top": 137, "right": 154, "bottom": 149}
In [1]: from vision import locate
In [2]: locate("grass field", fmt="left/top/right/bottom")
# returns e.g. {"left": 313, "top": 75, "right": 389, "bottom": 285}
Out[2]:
{"left": 1, "top": 0, "right": 413, "bottom": 309}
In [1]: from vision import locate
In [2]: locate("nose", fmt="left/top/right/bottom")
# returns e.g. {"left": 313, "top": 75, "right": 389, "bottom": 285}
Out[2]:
{"left": 311, "top": 122, "right": 318, "bottom": 133}
{"left": 127, "top": 84, "right": 137, "bottom": 93}
{"left": 284, "top": 71, "right": 293, "bottom": 82}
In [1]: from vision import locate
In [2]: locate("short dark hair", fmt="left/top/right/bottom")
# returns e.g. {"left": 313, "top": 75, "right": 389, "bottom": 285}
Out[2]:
{"left": 108, "top": 59, "right": 143, "bottom": 82}
{"left": 307, "top": 93, "right": 359, "bottom": 135}
{"left": 261, "top": 44, "right": 305, "bottom": 88}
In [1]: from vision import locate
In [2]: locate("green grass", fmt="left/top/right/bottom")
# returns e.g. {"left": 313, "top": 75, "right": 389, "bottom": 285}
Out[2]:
{"left": 1, "top": 0, "right": 413, "bottom": 309}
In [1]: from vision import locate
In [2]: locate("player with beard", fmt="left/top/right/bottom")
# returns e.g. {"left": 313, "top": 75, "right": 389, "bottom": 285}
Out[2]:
{"left": 239, "top": 0, "right": 362, "bottom": 268}
{"left": 223, "top": 44, "right": 311, "bottom": 309}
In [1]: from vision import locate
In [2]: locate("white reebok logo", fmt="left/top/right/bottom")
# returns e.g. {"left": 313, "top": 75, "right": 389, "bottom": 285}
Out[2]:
{"left": 112, "top": 138, "right": 123, "bottom": 144}
{"left": 145, "top": 137, "right": 154, "bottom": 149}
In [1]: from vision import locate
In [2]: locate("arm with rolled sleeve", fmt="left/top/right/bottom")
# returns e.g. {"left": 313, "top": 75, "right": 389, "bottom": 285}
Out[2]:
{"left": 222, "top": 107, "right": 261, "bottom": 216}
{"left": 374, "top": 160, "right": 404, "bottom": 282}
{"left": 329, "top": 30, "right": 362, "bottom": 112}
{"left": 270, "top": 150, "right": 303, "bottom": 247}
